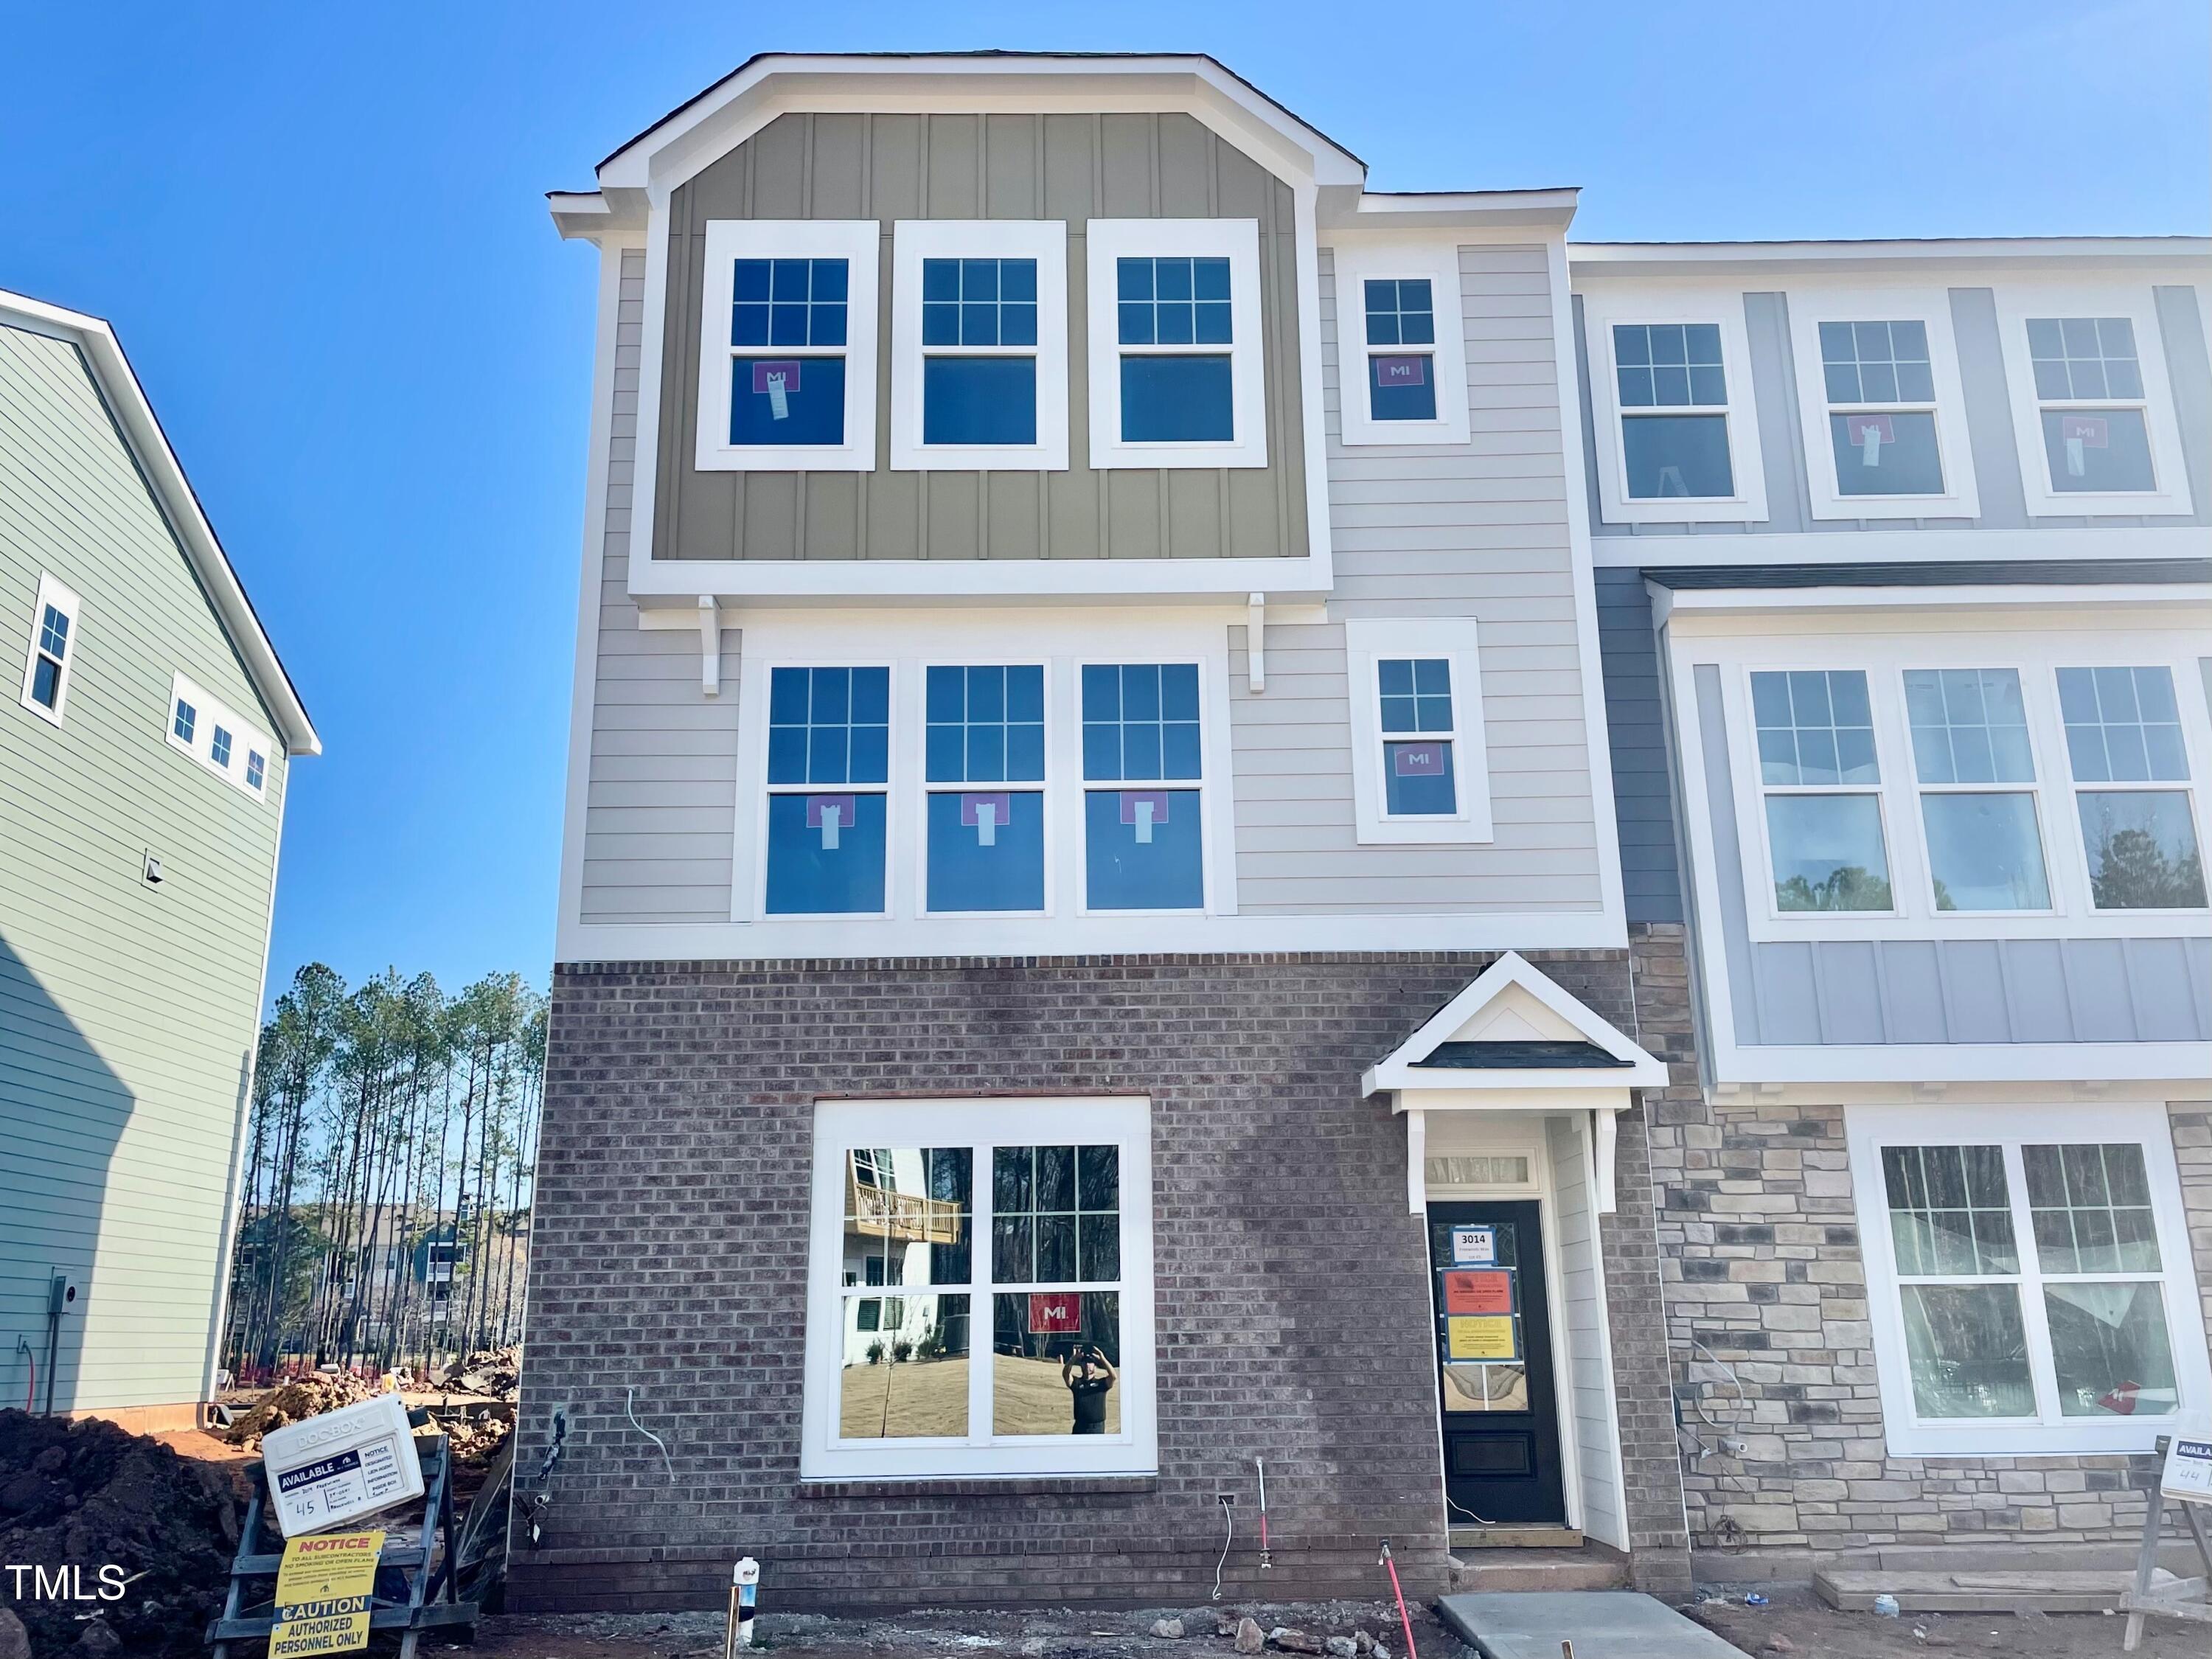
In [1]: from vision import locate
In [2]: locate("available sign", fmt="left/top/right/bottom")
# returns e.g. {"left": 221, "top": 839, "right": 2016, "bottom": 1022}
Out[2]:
{"left": 2161, "top": 1436, "right": 2212, "bottom": 1504}
{"left": 269, "top": 1528, "right": 383, "bottom": 1655}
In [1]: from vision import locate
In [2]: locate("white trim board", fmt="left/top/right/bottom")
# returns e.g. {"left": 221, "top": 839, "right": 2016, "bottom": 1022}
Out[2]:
{"left": 1363, "top": 951, "right": 1670, "bottom": 1097}
{"left": 1590, "top": 525, "right": 2211, "bottom": 568}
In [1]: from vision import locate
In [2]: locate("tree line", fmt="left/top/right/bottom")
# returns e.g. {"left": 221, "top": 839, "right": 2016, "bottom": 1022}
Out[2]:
{"left": 222, "top": 962, "right": 547, "bottom": 1382}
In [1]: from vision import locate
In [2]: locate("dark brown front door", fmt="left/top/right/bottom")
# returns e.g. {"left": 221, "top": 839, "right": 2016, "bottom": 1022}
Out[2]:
{"left": 1425, "top": 1200, "right": 1566, "bottom": 1526}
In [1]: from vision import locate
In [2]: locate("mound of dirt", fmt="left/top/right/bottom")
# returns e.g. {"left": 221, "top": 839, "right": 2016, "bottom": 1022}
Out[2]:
{"left": 0, "top": 1410, "right": 241, "bottom": 1657}
{"left": 218, "top": 1371, "right": 380, "bottom": 1449}
{"left": 434, "top": 1346, "right": 520, "bottom": 1402}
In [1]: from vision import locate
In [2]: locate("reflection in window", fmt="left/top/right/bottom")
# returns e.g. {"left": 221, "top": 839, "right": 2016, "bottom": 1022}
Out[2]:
{"left": 992, "top": 1144, "right": 1122, "bottom": 1436}
{"left": 1906, "top": 669, "right": 2049, "bottom": 911}
{"left": 1819, "top": 320, "right": 1944, "bottom": 496}
{"left": 2058, "top": 667, "right": 2205, "bottom": 910}
{"left": 2028, "top": 318, "right": 2156, "bottom": 493}
{"left": 1614, "top": 322, "right": 1734, "bottom": 498}
{"left": 838, "top": 1147, "right": 973, "bottom": 1441}
{"left": 1753, "top": 669, "right": 1891, "bottom": 911}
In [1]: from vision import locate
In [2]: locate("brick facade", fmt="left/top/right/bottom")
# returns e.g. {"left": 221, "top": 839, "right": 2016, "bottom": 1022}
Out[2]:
{"left": 511, "top": 951, "right": 1691, "bottom": 1613}
{"left": 1630, "top": 923, "right": 2212, "bottom": 1573}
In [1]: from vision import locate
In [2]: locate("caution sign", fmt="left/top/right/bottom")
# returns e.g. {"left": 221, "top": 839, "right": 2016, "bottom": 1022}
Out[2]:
{"left": 270, "top": 1528, "right": 383, "bottom": 1655}
{"left": 1446, "top": 1315, "right": 1519, "bottom": 1362}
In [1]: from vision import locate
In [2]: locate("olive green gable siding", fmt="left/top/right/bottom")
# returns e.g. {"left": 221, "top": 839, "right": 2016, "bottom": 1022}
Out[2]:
{"left": 656, "top": 110, "right": 1309, "bottom": 563}
{"left": 0, "top": 321, "right": 286, "bottom": 1413}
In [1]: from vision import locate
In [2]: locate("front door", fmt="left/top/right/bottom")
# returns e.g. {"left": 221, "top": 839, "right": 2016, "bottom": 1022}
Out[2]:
{"left": 1425, "top": 1200, "right": 1566, "bottom": 1526}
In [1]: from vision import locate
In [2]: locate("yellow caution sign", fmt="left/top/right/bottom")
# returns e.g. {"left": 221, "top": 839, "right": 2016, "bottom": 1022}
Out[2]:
{"left": 270, "top": 1528, "right": 383, "bottom": 1655}
{"left": 1446, "top": 1315, "right": 1518, "bottom": 1362}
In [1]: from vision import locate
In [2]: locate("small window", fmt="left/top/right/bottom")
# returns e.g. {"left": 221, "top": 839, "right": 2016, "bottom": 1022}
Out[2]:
{"left": 764, "top": 666, "right": 891, "bottom": 916}
{"left": 1332, "top": 245, "right": 1470, "bottom": 448}
{"left": 1086, "top": 220, "right": 1267, "bottom": 469}
{"left": 211, "top": 725, "right": 234, "bottom": 768}
{"left": 1363, "top": 281, "right": 1438, "bottom": 422}
{"left": 891, "top": 222, "right": 1068, "bottom": 470}
{"left": 1752, "top": 669, "right": 1893, "bottom": 913}
{"left": 18, "top": 575, "right": 80, "bottom": 724}
{"left": 246, "top": 750, "right": 266, "bottom": 792}
{"left": 1344, "top": 619, "right": 1491, "bottom": 844}
{"left": 2028, "top": 319, "right": 2155, "bottom": 494}
{"left": 925, "top": 665, "right": 1046, "bottom": 914}
{"left": 1377, "top": 658, "right": 1458, "bottom": 816}
{"left": 1613, "top": 323, "right": 1735, "bottom": 500}
{"left": 697, "top": 220, "right": 880, "bottom": 471}
{"left": 1905, "top": 669, "right": 2051, "bottom": 912}
{"left": 173, "top": 698, "right": 197, "bottom": 742}
{"left": 2056, "top": 666, "right": 2206, "bottom": 910}
{"left": 1080, "top": 664, "right": 1204, "bottom": 911}
{"left": 1819, "top": 321, "right": 1945, "bottom": 497}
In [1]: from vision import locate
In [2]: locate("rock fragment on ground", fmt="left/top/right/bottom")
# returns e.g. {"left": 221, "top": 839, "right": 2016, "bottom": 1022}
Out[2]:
{"left": 1150, "top": 1618, "right": 1186, "bottom": 1639}
{"left": 1268, "top": 1629, "right": 1322, "bottom": 1654}
{"left": 1234, "top": 1617, "right": 1265, "bottom": 1653}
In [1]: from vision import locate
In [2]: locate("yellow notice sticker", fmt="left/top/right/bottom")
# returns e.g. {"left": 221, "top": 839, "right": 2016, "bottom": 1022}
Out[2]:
{"left": 270, "top": 1528, "right": 383, "bottom": 1656}
{"left": 1446, "top": 1315, "right": 1518, "bottom": 1362}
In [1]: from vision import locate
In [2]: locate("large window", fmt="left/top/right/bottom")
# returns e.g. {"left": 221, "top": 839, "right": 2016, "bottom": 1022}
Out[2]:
{"left": 1086, "top": 219, "right": 1267, "bottom": 469}
{"left": 696, "top": 220, "right": 880, "bottom": 471}
{"left": 1995, "top": 288, "right": 2191, "bottom": 516}
{"left": 1080, "top": 663, "right": 1206, "bottom": 911}
{"left": 891, "top": 221, "right": 1068, "bottom": 470}
{"left": 1851, "top": 1105, "right": 2208, "bottom": 1455}
{"left": 2057, "top": 666, "right": 2207, "bottom": 911}
{"left": 1751, "top": 669, "right": 1893, "bottom": 914}
{"left": 1331, "top": 243, "right": 1471, "bottom": 448}
{"left": 17, "top": 574, "right": 80, "bottom": 726}
{"left": 1612, "top": 323, "right": 1736, "bottom": 501}
{"left": 1343, "top": 617, "right": 1492, "bottom": 845}
{"left": 763, "top": 665, "right": 891, "bottom": 916}
{"left": 1905, "top": 668, "right": 2051, "bottom": 912}
{"left": 924, "top": 664, "right": 1046, "bottom": 914}
{"left": 807, "top": 1097, "right": 1155, "bottom": 1479}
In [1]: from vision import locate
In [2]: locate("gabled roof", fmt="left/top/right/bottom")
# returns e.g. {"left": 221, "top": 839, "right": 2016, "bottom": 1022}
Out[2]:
{"left": 0, "top": 288, "right": 318, "bottom": 755}
{"left": 1361, "top": 952, "right": 1669, "bottom": 1096}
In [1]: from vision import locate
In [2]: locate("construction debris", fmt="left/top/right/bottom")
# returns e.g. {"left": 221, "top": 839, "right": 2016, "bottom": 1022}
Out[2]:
{"left": 0, "top": 1410, "right": 241, "bottom": 1658}
{"left": 218, "top": 1370, "right": 382, "bottom": 1448}
{"left": 435, "top": 1344, "right": 521, "bottom": 1401}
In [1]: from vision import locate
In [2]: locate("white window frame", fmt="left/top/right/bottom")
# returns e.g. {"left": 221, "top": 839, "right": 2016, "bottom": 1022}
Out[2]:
{"left": 1848, "top": 1101, "right": 2212, "bottom": 1458}
{"left": 802, "top": 1095, "right": 1157, "bottom": 1481}
{"left": 1343, "top": 617, "right": 1493, "bottom": 844}
{"left": 1074, "top": 657, "right": 1217, "bottom": 917}
{"left": 1994, "top": 283, "right": 2194, "bottom": 518}
{"left": 889, "top": 220, "right": 1069, "bottom": 472}
{"left": 1899, "top": 666, "right": 2060, "bottom": 920}
{"left": 166, "top": 671, "right": 271, "bottom": 799}
{"left": 1579, "top": 286, "right": 1767, "bottom": 525}
{"left": 18, "top": 573, "right": 80, "bottom": 726}
{"left": 695, "top": 219, "right": 880, "bottom": 473}
{"left": 1709, "top": 627, "right": 2212, "bottom": 943}
{"left": 1085, "top": 218, "right": 1268, "bottom": 470}
{"left": 1784, "top": 285, "right": 1980, "bottom": 520}
{"left": 751, "top": 659, "right": 898, "bottom": 922}
{"left": 914, "top": 659, "right": 1057, "bottom": 919}
{"left": 2053, "top": 661, "right": 2211, "bottom": 917}
{"left": 1329, "top": 239, "right": 1471, "bottom": 448}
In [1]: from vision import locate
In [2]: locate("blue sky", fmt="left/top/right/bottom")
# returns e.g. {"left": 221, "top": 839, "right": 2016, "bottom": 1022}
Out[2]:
{"left": 4, "top": 1, "right": 2204, "bottom": 1001}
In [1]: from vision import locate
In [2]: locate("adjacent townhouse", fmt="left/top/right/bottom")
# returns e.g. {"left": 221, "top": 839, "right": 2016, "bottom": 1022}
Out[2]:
{"left": 1, "top": 288, "right": 318, "bottom": 1430}
{"left": 518, "top": 50, "right": 2211, "bottom": 1613}
{"left": 1576, "top": 239, "right": 2212, "bottom": 1571}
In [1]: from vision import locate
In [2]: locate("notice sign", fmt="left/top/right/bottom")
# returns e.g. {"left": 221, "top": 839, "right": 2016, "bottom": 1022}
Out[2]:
{"left": 1446, "top": 1315, "right": 1518, "bottom": 1362}
{"left": 1450, "top": 1225, "right": 1496, "bottom": 1266}
{"left": 1444, "top": 1270, "right": 1514, "bottom": 1316}
{"left": 1029, "top": 1293, "right": 1082, "bottom": 1335}
{"left": 270, "top": 1528, "right": 383, "bottom": 1655}
{"left": 2162, "top": 1436, "right": 2212, "bottom": 1504}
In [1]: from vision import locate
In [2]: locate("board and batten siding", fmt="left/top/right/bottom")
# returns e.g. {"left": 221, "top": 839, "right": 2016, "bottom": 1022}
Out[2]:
{"left": 583, "top": 250, "right": 742, "bottom": 925}
{"left": 0, "top": 321, "right": 286, "bottom": 1412}
{"left": 655, "top": 111, "right": 1308, "bottom": 564}
{"left": 1227, "top": 245, "right": 1601, "bottom": 915}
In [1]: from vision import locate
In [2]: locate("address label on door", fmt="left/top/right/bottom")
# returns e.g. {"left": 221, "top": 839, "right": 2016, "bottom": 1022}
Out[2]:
{"left": 1450, "top": 1225, "right": 1496, "bottom": 1265}
{"left": 1447, "top": 1315, "right": 1518, "bottom": 1362}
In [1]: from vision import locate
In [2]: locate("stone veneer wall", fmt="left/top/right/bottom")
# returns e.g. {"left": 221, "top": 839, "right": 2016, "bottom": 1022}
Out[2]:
{"left": 1630, "top": 922, "right": 2212, "bottom": 1568}
{"left": 511, "top": 951, "right": 1691, "bottom": 1613}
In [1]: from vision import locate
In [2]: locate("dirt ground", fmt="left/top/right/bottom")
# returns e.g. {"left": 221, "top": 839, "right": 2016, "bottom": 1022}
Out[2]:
{"left": 453, "top": 1585, "right": 2212, "bottom": 1659}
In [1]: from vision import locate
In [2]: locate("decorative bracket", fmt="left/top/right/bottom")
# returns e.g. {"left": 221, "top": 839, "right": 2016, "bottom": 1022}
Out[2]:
{"left": 1247, "top": 591, "right": 1267, "bottom": 693}
{"left": 698, "top": 595, "right": 721, "bottom": 696}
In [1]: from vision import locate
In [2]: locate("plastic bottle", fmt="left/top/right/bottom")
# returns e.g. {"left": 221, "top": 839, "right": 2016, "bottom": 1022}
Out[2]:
{"left": 1871, "top": 1594, "right": 1901, "bottom": 1618}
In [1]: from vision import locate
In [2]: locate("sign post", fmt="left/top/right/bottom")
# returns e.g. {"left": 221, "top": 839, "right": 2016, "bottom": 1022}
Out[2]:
{"left": 2120, "top": 1433, "right": 2212, "bottom": 1651}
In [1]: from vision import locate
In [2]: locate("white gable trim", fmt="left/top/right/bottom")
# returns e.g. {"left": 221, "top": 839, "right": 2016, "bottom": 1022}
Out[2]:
{"left": 1360, "top": 951, "right": 1669, "bottom": 1096}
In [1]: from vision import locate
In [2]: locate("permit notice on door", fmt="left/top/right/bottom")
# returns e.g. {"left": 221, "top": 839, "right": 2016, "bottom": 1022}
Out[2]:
{"left": 270, "top": 1528, "right": 382, "bottom": 1655}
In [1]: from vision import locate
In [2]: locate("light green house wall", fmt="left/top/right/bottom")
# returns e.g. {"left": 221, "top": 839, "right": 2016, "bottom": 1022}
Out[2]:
{"left": 1, "top": 319, "right": 288, "bottom": 1414}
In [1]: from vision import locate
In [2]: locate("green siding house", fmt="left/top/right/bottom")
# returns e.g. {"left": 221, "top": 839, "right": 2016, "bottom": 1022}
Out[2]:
{"left": 1, "top": 288, "right": 317, "bottom": 1429}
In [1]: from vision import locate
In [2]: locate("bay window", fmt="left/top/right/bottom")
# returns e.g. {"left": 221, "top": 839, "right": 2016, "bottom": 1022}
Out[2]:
{"left": 807, "top": 1096, "right": 1155, "bottom": 1478}
{"left": 1751, "top": 669, "right": 1893, "bottom": 914}
{"left": 1904, "top": 668, "right": 2051, "bottom": 912}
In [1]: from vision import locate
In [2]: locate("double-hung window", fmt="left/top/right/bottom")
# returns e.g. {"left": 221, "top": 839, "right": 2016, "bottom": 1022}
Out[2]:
{"left": 1820, "top": 321, "right": 1944, "bottom": 496}
{"left": 806, "top": 1096, "right": 1155, "bottom": 1478}
{"left": 1086, "top": 220, "right": 1267, "bottom": 469}
{"left": 1751, "top": 669, "right": 1893, "bottom": 913}
{"left": 890, "top": 221, "right": 1069, "bottom": 470}
{"left": 764, "top": 665, "right": 891, "bottom": 916}
{"left": 1787, "top": 291, "right": 1979, "bottom": 518}
{"left": 924, "top": 665, "right": 1047, "bottom": 914}
{"left": 1331, "top": 243, "right": 1471, "bottom": 447}
{"left": 1996, "top": 290, "right": 2191, "bottom": 515}
{"left": 18, "top": 574, "right": 80, "bottom": 724}
{"left": 1343, "top": 618, "right": 1492, "bottom": 844}
{"left": 696, "top": 220, "right": 880, "bottom": 471}
{"left": 1905, "top": 669, "right": 2051, "bottom": 912}
{"left": 1851, "top": 1104, "right": 2209, "bottom": 1455}
{"left": 1583, "top": 292, "right": 1766, "bottom": 524}
{"left": 1079, "top": 663, "right": 1206, "bottom": 911}
{"left": 2056, "top": 665, "right": 2207, "bottom": 911}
